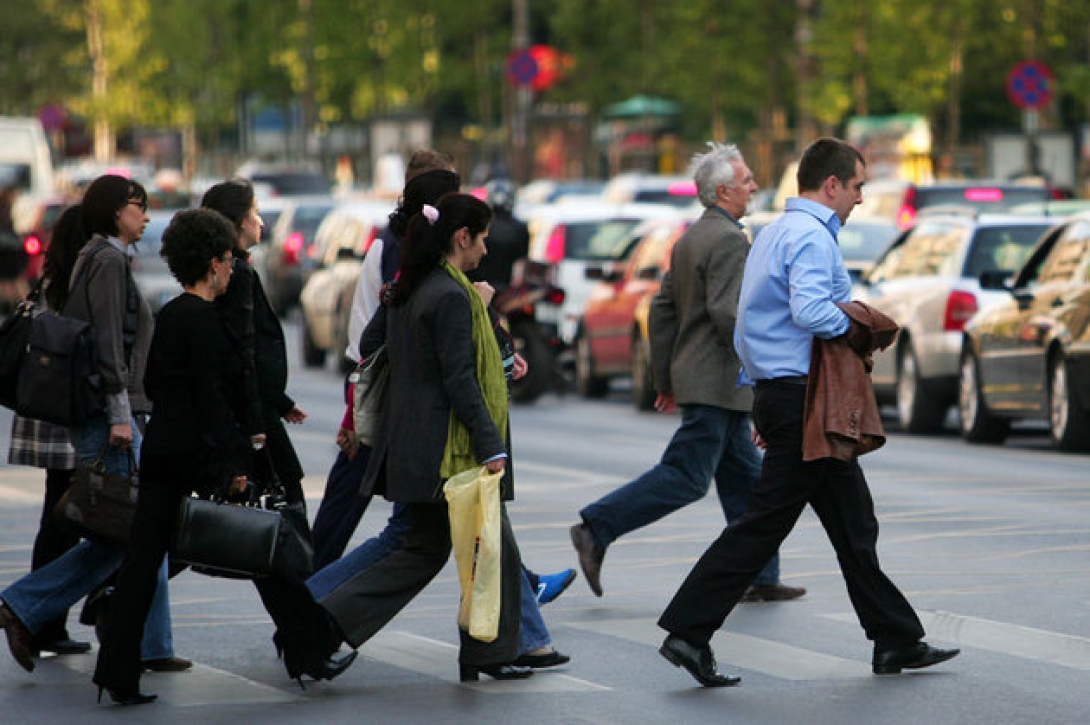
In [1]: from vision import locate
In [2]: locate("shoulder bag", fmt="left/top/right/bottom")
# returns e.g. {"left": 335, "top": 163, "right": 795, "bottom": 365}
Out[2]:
{"left": 0, "top": 292, "right": 38, "bottom": 410}
{"left": 53, "top": 445, "right": 138, "bottom": 546}
{"left": 351, "top": 343, "right": 389, "bottom": 446}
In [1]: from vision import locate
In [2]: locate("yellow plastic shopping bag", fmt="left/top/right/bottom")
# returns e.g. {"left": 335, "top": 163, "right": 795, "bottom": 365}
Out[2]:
{"left": 443, "top": 465, "right": 503, "bottom": 642}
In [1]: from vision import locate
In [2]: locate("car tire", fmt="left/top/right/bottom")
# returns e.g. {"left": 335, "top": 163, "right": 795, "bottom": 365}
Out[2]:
{"left": 896, "top": 342, "right": 946, "bottom": 433}
{"left": 510, "top": 318, "right": 553, "bottom": 404}
{"left": 574, "top": 332, "right": 609, "bottom": 399}
{"left": 1048, "top": 354, "right": 1090, "bottom": 452}
{"left": 631, "top": 335, "right": 655, "bottom": 411}
{"left": 957, "top": 350, "right": 1009, "bottom": 444}
{"left": 301, "top": 317, "right": 325, "bottom": 368}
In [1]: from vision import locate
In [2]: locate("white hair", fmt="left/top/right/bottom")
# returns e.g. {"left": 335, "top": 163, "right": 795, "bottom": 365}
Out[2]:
{"left": 690, "top": 141, "right": 743, "bottom": 208}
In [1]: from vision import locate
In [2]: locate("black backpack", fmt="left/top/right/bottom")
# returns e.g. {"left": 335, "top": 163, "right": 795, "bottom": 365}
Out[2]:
{"left": 15, "top": 307, "right": 102, "bottom": 426}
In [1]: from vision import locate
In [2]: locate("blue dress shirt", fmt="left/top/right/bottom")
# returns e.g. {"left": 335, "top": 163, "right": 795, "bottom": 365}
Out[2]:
{"left": 734, "top": 197, "right": 852, "bottom": 382}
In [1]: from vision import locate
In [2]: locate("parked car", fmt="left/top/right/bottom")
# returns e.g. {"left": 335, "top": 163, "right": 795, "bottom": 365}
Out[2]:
{"left": 576, "top": 217, "right": 691, "bottom": 408}
{"left": 856, "top": 179, "right": 1055, "bottom": 230}
{"left": 131, "top": 210, "right": 184, "bottom": 313}
{"left": 600, "top": 173, "right": 697, "bottom": 209}
{"left": 854, "top": 211, "right": 1053, "bottom": 432}
{"left": 958, "top": 213, "right": 1090, "bottom": 451}
{"left": 253, "top": 195, "right": 335, "bottom": 314}
{"left": 837, "top": 216, "right": 902, "bottom": 282}
{"left": 298, "top": 199, "right": 392, "bottom": 370}
{"left": 237, "top": 164, "right": 331, "bottom": 197}
{"left": 10, "top": 194, "right": 67, "bottom": 283}
{"left": 527, "top": 201, "right": 686, "bottom": 355}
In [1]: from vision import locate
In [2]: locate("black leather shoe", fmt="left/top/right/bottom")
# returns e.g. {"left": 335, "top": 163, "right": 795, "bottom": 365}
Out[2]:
{"left": 741, "top": 583, "right": 807, "bottom": 602}
{"left": 143, "top": 656, "right": 193, "bottom": 672}
{"left": 284, "top": 648, "right": 357, "bottom": 687}
{"left": 569, "top": 523, "right": 605, "bottom": 597}
{"left": 0, "top": 603, "right": 36, "bottom": 672}
{"left": 512, "top": 649, "right": 571, "bottom": 669}
{"left": 872, "top": 641, "right": 960, "bottom": 674}
{"left": 659, "top": 635, "right": 740, "bottom": 688}
{"left": 38, "top": 636, "right": 93, "bottom": 655}
{"left": 459, "top": 662, "right": 534, "bottom": 682}
{"left": 97, "top": 686, "right": 157, "bottom": 706}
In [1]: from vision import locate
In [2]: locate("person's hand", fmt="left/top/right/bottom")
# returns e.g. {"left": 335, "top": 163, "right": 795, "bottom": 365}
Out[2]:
{"left": 336, "top": 427, "right": 360, "bottom": 460}
{"left": 512, "top": 352, "right": 528, "bottom": 380}
{"left": 485, "top": 458, "right": 506, "bottom": 474}
{"left": 228, "top": 475, "right": 249, "bottom": 496}
{"left": 473, "top": 281, "right": 496, "bottom": 307}
{"left": 752, "top": 428, "right": 767, "bottom": 450}
{"left": 654, "top": 391, "right": 676, "bottom": 414}
{"left": 250, "top": 433, "right": 267, "bottom": 450}
{"left": 108, "top": 422, "right": 133, "bottom": 449}
{"left": 284, "top": 405, "right": 307, "bottom": 424}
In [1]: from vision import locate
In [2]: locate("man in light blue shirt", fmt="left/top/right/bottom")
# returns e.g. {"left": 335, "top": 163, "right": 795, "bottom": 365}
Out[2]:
{"left": 657, "top": 138, "right": 958, "bottom": 688}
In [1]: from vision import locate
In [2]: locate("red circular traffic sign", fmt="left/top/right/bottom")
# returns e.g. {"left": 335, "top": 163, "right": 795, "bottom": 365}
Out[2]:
{"left": 1006, "top": 60, "right": 1053, "bottom": 110}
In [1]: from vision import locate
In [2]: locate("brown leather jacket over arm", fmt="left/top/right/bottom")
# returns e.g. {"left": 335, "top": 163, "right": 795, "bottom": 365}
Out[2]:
{"left": 802, "top": 301, "right": 899, "bottom": 462}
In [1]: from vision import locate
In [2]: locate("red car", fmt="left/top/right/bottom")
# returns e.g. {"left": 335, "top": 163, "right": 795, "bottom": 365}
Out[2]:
{"left": 576, "top": 217, "right": 691, "bottom": 409}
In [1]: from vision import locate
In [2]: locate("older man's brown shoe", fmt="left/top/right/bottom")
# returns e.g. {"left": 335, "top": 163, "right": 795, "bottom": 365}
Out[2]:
{"left": 0, "top": 603, "right": 36, "bottom": 672}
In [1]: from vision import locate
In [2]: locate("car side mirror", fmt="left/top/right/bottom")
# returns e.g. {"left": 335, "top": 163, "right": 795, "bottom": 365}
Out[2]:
{"left": 584, "top": 265, "right": 605, "bottom": 281}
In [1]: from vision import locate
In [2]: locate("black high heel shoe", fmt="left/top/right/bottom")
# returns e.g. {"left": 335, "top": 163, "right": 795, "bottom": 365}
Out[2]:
{"left": 97, "top": 686, "right": 157, "bottom": 706}
{"left": 272, "top": 630, "right": 284, "bottom": 659}
{"left": 458, "top": 662, "right": 533, "bottom": 682}
{"left": 283, "top": 648, "right": 358, "bottom": 689}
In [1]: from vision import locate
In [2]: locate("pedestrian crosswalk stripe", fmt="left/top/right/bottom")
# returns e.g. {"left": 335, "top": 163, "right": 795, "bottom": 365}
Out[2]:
{"left": 825, "top": 610, "right": 1090, "bottom": 671}
{"left": 567, "top": 617, "right": 864, "bottom": 680}
{"left": 362, "top": 631, "right": 610, "bottom": 692}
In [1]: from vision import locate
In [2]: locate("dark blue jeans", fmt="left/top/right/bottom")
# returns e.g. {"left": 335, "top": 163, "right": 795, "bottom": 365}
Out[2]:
{"left": 580, "top": 404, "right": 779, "bottom": 585}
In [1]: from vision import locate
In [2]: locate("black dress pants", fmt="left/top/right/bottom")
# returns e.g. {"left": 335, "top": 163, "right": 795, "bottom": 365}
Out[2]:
{"left": 658, "top": 381, "right": 925, "bottom": 652}
{"left": 93, "top": 451, "right": 323, "bottom": 694}
{"left": 320, "top": 501, "right": 522, "bottom": 666}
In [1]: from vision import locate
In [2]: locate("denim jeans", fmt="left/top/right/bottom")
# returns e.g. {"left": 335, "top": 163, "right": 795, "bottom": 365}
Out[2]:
{"left": 2, "top": 541, "right": 174, "bottom": 659}
{"left": 580, "top": 404, "right": 779, "bottom": 585}
{"left": 36, "top": 412, "right": 177, "bottom": 659}
{"left": 308, "top": 503, "right": 552, "bottom": 655}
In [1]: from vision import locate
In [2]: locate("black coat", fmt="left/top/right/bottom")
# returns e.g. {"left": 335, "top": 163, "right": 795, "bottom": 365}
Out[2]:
{"left": 360, "top": 268, "right": 510, "bottom": 502}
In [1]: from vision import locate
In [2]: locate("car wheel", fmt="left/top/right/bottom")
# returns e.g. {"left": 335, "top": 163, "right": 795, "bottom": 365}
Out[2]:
{"left": 510, "top": 318, "right": 553, "bottom": 404}
{"left": 301, "top": 316, "right": 325, "bottom": 368}
{"left": 574, "top": 332, "right": 609, "bottom": 399}
{"left": 957, "top": 350, "right": 1009, "bottom": 443}
{"left": 631, "top": 335, "right": 655, "bottom": 411}
{"left": 1048, "top": 354, "right": 1090, "bottom": 452}
{"left": 896, "top": 342, "right": 946, "bottom": 433}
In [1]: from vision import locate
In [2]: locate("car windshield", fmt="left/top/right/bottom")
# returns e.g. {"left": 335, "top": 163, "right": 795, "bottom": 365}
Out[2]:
{"left": 632, "top": 189, "right": 697, "bottom": 208}
{"left": 564, "top": 219, "right": 642, "bottom": 260}
{"left": 260, "top": 210, "right": 283, "bottom": 241}
{"left": 838, "top": 223, "right": 899, "bottom": 262}
{"left": 293, "top": 205, "right": 334, "bottom": 245}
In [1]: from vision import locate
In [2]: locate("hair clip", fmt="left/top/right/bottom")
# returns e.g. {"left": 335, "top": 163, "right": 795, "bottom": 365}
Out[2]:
{"left": 421, "top": 204, "right": 439, "bottom": 225}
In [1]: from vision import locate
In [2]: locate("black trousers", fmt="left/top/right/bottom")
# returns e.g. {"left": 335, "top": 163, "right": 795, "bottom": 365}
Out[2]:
{"left": 320, "top": 501, "right": 522, "bottom": 666}
{"left": 31, "top": 467, "right": 80, "bottom": 643}
{"left": 93, "top": 451, "right": 324, "bottom": 694}
{"left": 658, "top": 382, "right": 925, "bottom": 652}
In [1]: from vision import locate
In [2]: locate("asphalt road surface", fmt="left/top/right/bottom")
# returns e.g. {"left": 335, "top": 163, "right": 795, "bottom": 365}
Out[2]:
{"left": 0, "top": 316, "right": 1087, "bottom": 724}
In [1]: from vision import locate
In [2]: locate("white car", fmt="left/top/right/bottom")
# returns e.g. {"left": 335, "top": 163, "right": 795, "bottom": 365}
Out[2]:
{"left": 526, "top": 201, "right": 687, "bottom": 351}
{"left": 854, "top": 211, "right": 1053, "bottom": 432}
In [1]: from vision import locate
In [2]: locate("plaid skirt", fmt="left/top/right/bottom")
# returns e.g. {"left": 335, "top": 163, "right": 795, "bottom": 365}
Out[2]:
{"left": 7, "top": 414, "right": 76, "bottom": 470}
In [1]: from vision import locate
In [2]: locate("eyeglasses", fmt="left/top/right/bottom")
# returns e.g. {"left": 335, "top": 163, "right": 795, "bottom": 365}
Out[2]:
{"left": 127, "top": 200, "right": 148, "bottom": 212}
{"left": 217, "top": 254, "right": 235, "bottom": 265}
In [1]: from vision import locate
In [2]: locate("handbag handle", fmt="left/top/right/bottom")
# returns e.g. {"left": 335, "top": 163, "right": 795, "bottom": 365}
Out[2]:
{"left": 90, "top": 443, "right": 138, "bottom": 477}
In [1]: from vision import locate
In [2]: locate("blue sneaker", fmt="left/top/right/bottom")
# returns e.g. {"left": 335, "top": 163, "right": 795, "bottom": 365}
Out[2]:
{"left": 536, "top": 569, "right": 577, "bottom": 604}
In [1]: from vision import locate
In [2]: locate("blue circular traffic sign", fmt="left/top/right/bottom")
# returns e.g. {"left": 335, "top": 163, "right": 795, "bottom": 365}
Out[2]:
{"left": 1006, "top": 60, "right": 1053, "bottom": 110}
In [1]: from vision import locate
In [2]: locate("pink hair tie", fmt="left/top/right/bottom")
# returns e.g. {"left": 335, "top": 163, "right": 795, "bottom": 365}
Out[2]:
{"left": 421, "top": 204, "right": 439, "bottom": 225}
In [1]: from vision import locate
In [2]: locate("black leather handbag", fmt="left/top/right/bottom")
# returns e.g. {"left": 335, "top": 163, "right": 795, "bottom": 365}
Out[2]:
{"left": 53, "top": 446, "right": 138, "bottom": 546}
{"left": 172, "top": 493, "right": 282, "bottom": 579}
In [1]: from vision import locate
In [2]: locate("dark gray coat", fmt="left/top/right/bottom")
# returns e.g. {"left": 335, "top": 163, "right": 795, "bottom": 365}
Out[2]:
{"left": 648, "top": 207, "right": 753, "bottom": 412}
{"left": 359, "top": 268, "right": 509, "bottom": 502}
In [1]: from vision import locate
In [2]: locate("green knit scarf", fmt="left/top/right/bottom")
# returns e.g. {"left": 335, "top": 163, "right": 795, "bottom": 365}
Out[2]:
{"left": 439, "top": 260, "right": 509, "bottom": 478}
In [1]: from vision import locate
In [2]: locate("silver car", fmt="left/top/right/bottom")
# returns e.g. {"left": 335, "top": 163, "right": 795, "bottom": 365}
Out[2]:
{"left": 854, "top": 211, "right": 1052, "bottom": 432}
{"left": 131, "top": 210, "right": 184, "bottom": 314}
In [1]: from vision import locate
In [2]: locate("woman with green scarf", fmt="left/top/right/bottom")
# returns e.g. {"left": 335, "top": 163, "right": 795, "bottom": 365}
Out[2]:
{"left": 313, "top": 193, "right": 531, "bottom": 682}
